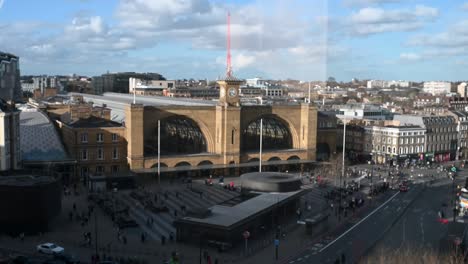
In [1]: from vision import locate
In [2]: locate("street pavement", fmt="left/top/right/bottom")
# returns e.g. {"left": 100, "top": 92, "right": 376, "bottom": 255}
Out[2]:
{"left": 369, "top": 179, "right": 453, "bottom": 255}
{"left": 1, "top": 163, "right": 464, "bottom": 264}
{"left": 283, "top": 184, "right": 425, "bottom": 264}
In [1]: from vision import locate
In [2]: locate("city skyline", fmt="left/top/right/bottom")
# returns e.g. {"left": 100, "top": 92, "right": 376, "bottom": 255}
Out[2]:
{"left": 1, "top": 0, "right": 467, "bottom": 81}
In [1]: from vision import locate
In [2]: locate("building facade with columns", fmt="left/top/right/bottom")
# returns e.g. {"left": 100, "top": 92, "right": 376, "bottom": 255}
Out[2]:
{"left": 71, "top": 76, "right": 318, "bottom": 177}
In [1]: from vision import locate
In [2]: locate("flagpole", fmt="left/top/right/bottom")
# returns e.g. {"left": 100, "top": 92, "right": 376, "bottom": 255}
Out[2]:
{"left": 259, "top": 118, "right": 263, "bottom": 172}
{"left": 157, "top": 120, "right": 161, "bottom": 185}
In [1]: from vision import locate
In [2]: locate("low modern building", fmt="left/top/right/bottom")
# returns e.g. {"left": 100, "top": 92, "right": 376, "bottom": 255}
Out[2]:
{"left": 336, "top": 104, "right": 390, "bottom": 121}
{"left": 92, "top": 72, "right": 165, "bottom": 95}
{"left": 129, "top": 78, "right": 175, "bottom": 95}
{"left": 423, "top": 81, "right": 451, "bottom": 96}
{"left": 367, "top": 80, "right": 410, "bottom": 89}
{"left": 175, "top": 172, "right": 303, "bottom": 246}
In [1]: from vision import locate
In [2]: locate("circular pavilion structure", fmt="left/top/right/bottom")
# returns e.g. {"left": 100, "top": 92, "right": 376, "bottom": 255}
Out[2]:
{"left": 240, "top": 172, "right": 302, "bottom": 193}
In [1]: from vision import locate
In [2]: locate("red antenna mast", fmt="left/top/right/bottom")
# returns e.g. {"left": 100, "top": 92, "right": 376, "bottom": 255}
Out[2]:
{"left": 226, "top": 11, "right": 232, "bottom": 77}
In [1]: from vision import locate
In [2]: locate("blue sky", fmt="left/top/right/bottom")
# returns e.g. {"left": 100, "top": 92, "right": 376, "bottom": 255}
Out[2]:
{"left": 0, "top": 0, "right": 467, "bottom": 81}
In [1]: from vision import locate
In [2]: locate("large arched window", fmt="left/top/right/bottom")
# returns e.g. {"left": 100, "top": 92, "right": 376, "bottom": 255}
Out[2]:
{"left": 145, "top": 116, "right": 207, "bottom": 155}
{"left": 242, "top": 116, "right": 292, "bottom": 151}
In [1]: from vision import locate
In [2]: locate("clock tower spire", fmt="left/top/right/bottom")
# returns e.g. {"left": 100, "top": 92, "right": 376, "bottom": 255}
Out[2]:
{"left": 218, "top": 11, "right": 243, "bottom": 107}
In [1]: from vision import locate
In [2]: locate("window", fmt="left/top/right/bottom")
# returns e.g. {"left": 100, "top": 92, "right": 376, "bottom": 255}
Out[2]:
{"left": 80, "top": 167, "right": 88, "bottom": 177}
{"left": 97, "top": 133, "right": 104, "bottom": 143}
{"left": 410, "top": 138, "right": 414, "bottom": 144}
{"left": 399, "top": 147, "right": 402, "bottom": 154}
{"left": 400, "top": 138, "right": 403, "bottom": 144}
{"left": 111, "top": 165, "right": 119, "bottom": 175}
{"left": 81, "top": 149, "right": 88, "bottom": 160}
{"left": 97, "top": 148, "right": 103, "bottom": 160}
{"left": 81, "top": 133, "right": 88, "bottom": 143}
{"left": 112, "top": 133, "right": 118, "bottom": 142}
{"left": 112, "top": 147, "right": 118, "bottom": 159}
{"left": 96, "top": 166, "right": 104, "bottom": 175}
{"left": 232, "top": 129, "right": 235, "bottom": 144}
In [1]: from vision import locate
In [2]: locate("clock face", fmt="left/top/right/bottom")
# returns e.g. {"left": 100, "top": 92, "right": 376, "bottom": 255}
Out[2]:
{"left": 228, "top": 88, "right": 237, "bottom": 97}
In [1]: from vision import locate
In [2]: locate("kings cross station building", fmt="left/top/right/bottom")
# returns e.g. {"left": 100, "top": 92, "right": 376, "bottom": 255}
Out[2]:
{"left": 70, "top": 74, "right": 318, "bottom": 179}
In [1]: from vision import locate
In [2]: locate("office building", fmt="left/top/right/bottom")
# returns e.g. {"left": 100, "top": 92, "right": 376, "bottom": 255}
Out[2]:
{"left": 0, "top": 51, "right": 21, "bottom": 101}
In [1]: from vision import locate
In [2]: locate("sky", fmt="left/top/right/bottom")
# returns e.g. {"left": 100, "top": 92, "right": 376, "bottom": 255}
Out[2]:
{"left": 0, "top": 0, "right": 467, "bottom": 81}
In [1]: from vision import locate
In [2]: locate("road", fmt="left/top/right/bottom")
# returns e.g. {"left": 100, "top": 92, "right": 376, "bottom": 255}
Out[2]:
{"left": 285, "top": 184, "right": 425, "bottom": 264}
{"left": 370, "top": 179, "right": 453, "bottom": 254}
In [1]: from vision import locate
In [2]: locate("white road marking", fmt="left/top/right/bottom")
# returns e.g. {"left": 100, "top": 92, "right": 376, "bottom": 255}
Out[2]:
{"left": 319, "top": 191, "right": 401, "bottom": 253}
{"left": 420, "top": 215, "right": 425, "bottom": 243}
{"left": 403, "top": 217, "right": 406, "bottom": 243}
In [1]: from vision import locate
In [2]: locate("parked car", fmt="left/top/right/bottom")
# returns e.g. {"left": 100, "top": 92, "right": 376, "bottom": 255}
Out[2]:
{"left": 36, "top": 243, "right": 64, "bottom": 255}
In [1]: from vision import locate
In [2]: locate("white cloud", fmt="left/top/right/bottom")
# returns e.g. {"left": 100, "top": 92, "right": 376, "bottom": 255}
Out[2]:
{"left": 349, "top": 5, "right": 438, "bottom": 36}
{"left": 463, "top": 2, "right": 468, "bottom": 11}
{"left": 2, "top": 0, "right": 334, "bottom": 80}
{"left": 400, "top": 53, "right": 421, "bottom": 61}
{"left": 343, "top": 0, "right": 400, "bottom": 7}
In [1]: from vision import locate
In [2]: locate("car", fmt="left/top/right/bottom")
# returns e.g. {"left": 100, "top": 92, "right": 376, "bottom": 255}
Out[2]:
{"left": 399, "top": 184, "right": 408, "bottom": 192}
{"left": 36, "top": 243, "right": 64, "bottom": 255}
{"left": 54, "top": 252, "right": 80, "bottom": 264}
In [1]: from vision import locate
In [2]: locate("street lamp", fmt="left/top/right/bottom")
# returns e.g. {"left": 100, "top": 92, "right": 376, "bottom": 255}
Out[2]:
{"left": 368, "top": 160, "right": 374, "bottom": 198}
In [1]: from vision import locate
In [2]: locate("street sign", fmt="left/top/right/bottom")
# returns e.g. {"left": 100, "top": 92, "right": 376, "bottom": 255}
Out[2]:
{"left": 243, "top": 230, "right": 250, "bottom": 239}
{"left": 452, "top": 166, "right": 457, "bottom": 172}
{"left": 274, "top": 239, "right": 280, "bottom": 246}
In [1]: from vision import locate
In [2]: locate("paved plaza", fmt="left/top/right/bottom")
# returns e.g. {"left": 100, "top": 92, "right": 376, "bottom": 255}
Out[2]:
{"left": 0, "top": 161, "right": 460, "bottom": 263}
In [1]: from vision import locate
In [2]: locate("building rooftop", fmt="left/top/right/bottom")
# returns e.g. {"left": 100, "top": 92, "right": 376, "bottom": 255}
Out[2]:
{"left": 179, "top": 190, "right": 302, "bottom": 228}
{"left": 68, "top": 92, "right": 218, "bottom": 123}
{"left": 0, "top": 175, "right": 56, "bottom": 187}
{"left": 67, "top": 116, "right": 123, "bottom": 128}
{"left": 20, "top": 109, "right": 70, "bottom": 162}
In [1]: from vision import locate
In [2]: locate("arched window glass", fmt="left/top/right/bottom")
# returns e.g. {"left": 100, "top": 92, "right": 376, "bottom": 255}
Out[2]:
{"left": 242, "top": 116, "right": 292, "bottom": 151}
{"left": 145, "top": 116, "right": 207, "bottom": 155}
